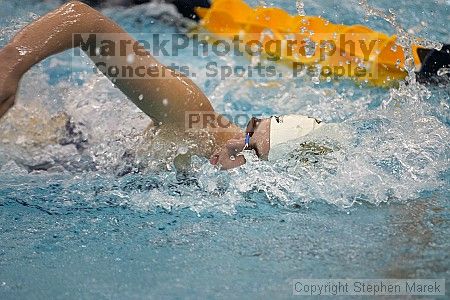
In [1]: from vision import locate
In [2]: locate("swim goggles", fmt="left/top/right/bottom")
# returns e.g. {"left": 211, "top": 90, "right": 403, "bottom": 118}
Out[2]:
{"left": 244, "top": 117, "right": 262, "bottom": 156}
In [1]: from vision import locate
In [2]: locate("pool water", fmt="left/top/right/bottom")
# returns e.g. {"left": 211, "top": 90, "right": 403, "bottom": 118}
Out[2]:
{"left": 0, "top": 0, "right": 449, "bottom": 298}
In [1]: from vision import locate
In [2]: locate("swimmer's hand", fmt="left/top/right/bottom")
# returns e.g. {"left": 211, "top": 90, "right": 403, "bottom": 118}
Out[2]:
{"left": 0, "top": 46, "right": 20, "bottom": 119}
{"left": 210, "top": 139, "right": 247, "bottom": 170}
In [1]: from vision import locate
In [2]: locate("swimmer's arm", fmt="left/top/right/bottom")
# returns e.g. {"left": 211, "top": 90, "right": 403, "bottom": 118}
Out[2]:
{"left": 0, "top": 1, "right": 242, "bottom": 146}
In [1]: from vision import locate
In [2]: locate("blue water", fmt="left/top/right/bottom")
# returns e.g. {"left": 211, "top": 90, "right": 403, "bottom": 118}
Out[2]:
{"left": 0, "top": 0, "right": 449, "bottom": 299}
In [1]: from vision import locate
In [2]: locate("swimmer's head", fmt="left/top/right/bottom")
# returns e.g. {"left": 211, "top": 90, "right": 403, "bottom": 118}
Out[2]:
{"left": 209, "top": 118, "right": 271, "bottom": 169}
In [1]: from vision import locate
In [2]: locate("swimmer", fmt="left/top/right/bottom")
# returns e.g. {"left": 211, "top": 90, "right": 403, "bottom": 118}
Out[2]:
{"left": 0, "top": 1, "right": 325, "bottom": 170}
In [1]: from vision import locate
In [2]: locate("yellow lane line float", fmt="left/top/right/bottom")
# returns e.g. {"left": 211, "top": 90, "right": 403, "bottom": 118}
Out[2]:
{"left": 195, "top": 0, "right": 426, "bottom": 86}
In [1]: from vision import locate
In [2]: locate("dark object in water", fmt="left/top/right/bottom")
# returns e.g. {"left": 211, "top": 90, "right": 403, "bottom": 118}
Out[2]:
{"left": 78, "top": 0, "right": 210, "bottom": 20}
{"left": 416, "top": 44, "right": 450, "bottom": 84}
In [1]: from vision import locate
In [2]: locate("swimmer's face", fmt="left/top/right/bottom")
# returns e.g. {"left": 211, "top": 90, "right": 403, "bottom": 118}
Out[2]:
{"left": 209, "top": 118, "right": 271, "bottom": 170}
{"left": 209, "top": 139, "right": 247, "bottom": 170}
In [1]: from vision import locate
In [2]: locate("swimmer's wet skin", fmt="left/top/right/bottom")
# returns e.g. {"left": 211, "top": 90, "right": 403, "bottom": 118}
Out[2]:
{"left": 0, "top": 1, "right": 327, "bottom": 170}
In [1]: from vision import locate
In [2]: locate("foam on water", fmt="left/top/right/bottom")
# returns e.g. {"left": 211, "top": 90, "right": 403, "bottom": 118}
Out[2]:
{"left": 0, "top": 1, "right": 449, "bottom": 215}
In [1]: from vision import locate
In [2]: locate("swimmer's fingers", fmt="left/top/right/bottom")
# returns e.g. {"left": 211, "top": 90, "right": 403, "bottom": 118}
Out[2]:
{"left": 217, "top": 152, "right": 246, "bottom": 170}
{"left": 0, "top": 96, "right": 15, "bottom": 119}
{"left": 210, "top": 152, "right": 246, "bottom": 169}
{"left": 227, "top": 140, "right": 246, "bottom": 159}
{"left": 230, "top": 152, "right": 246, "bottom": 168}
{"left": 210, "top": 139, "right": 247, "bottom": 170}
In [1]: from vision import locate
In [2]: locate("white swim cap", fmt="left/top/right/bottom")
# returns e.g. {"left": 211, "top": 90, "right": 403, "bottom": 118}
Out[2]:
{"left": 269, "top": 115, "right": 324, "bottom": 160}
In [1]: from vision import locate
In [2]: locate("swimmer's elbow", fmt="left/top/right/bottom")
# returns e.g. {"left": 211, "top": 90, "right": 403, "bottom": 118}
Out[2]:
{"left": 68, "top": 0, "right": 91, "bottom": 8}
{"left": 65, "top": 1, "right": 96, "bottom": 14}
